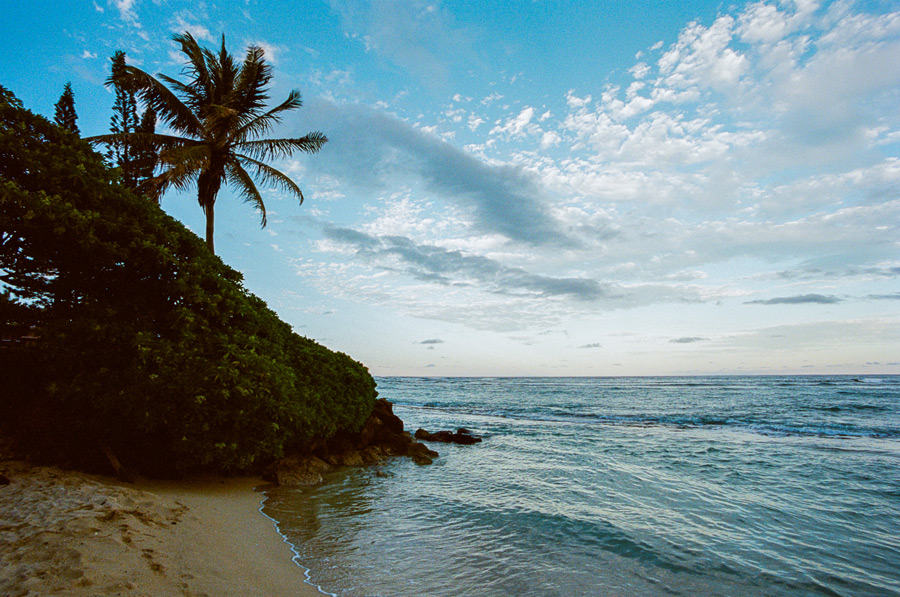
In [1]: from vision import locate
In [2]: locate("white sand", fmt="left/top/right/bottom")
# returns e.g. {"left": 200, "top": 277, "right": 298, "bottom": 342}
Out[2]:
{"left": 0, "top": 460, "right": 321, "bottom": 596}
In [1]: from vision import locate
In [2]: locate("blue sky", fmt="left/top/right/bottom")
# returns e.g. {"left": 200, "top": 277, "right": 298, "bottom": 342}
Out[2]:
{"left": 3, "top": 0, "right": 898, "bottom": 376}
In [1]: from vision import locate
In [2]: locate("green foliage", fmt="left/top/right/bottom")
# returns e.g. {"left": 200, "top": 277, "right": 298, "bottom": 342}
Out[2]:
{"left": 0, "top": 89, "right": 376, "bottom": 474}
{"left": 0, "top": 84, "right": 23, "bottom": 108}
{"left": 53, "top": 82, "right": 79, "bottom": 135}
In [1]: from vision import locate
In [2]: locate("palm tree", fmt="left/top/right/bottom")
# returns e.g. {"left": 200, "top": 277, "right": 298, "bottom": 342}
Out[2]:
{"left": 88, "top": 33, "right": 326, "bottom": 254}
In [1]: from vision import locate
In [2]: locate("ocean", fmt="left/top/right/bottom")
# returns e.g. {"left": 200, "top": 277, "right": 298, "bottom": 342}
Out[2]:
{"left": 262, "top": 376, "right": 900, "bottom": 596}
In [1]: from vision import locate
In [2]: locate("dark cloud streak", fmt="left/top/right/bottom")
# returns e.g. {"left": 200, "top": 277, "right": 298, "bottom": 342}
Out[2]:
{"left": 300, "top": 99, "right": 575, "bottom": 247}
{"left": 322, "top": 225, "right": 604, "bottom": 301}
{"left": 745, "top": 294, "right": 842, "bottom": 305}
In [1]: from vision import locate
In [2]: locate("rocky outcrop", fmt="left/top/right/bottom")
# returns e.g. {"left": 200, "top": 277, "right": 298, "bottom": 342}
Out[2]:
{"left": 263, "top": 399, "right": 440, "bottom": 486}
{"left": 265, "top": 455, "right": 332, "bottom": 486}
{"left": 414, "top": 428, "right": 483, "bottom": 445}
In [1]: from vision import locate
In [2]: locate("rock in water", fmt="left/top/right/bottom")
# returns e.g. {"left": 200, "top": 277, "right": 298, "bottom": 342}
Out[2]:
{"left": 414, "top": 428, "right": 483, "bottom": 445}
{"left": 408, "top": 442, "right": 439, "bottom": 465}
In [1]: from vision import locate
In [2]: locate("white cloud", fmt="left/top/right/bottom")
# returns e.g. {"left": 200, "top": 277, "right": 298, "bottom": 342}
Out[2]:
{"left": 110, "top": 0, "right": 138, "bottom": 24}
{"left": 540, "top": 131, "right": 561, "bottom": 149}
{"left": 173, "top": 16, "right": 214, "bottom": 42}
{"left": 490, "top": 106, "right": 535, "bottom": 138}
{"left": 658, "top": 15, "right": 749, "bottom": 92}
{"left": 738, "top": 2, "right": 793, "bottom": 43}
{"left": 629, "top": 62, "right": 651, "bottom": 79}
{"left": 467, "top": 114, "right": 485, "bottom": 131}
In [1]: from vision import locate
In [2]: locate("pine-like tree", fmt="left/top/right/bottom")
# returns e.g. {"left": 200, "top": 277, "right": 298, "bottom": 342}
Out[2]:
{"left": 133, "top": 106, "right": 158, "bottom": 200}
{"left": 53, "top": 82, "right": 79, "bottom": 135}
{"left": 107, "top": 51, "right": 140, "bottom": 188}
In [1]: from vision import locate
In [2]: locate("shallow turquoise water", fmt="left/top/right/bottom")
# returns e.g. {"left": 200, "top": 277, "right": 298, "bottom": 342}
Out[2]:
{"left": 263, "top": 376, "right": 900, "bottom": 596}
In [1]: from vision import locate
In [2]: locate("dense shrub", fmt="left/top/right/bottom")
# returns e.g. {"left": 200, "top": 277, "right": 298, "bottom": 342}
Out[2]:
{"left": 0, "top": 87, "right": 376, "bottom": 474}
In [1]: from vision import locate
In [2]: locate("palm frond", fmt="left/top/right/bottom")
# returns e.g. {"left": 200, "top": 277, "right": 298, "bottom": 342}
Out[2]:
{"left": 117, "top": 66, "right": 205, "bottom": 138}
{"left": 178, "top": 39, "right": 208, "bottom": 82}
{"left": 155, "top": 144, "right": 210, "bottom": 193}
{"left": 85, "top": 132, "right": 194, "bottom": 151}
{"left": 156, "top": 73, "right": 201, "bottom": 110}
{"left": 203, "top": 103, "right": 241, "bottom": 140}
{"left": 155, "top": 166, "right": 200, "bottom": 196}
{"left": 236, "top": 154, "right": 304, "bottom": 204}
{"left": 231, "top": 90, "right": 304, "bottom": 142}
{"left": 236, "top": 133, "right": 327, "bottom": 162}
{"left": 225, "top": 162, "right": 267, "bottom": 227}
{"left": 214, "top": 35, "right": 238, "bottom": 104}
{"left": 233, "top": 45, "right": 272, "bottom": 117}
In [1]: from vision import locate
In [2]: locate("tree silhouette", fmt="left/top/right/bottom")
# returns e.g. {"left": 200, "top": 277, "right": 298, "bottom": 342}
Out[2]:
{"left": 88, "top": 33, "right": 326, "bottom": 254}
{"left": 106, "top": 51, "right": 139, "bottom": 188}
{"left": 133, "top": 105, "right": 158, "bottom": 199}
{"left": 53, "top": 82, "right": 79, "bottom": 135}
{"left": 105, "top": 51, "right": 158, "bottom": 194}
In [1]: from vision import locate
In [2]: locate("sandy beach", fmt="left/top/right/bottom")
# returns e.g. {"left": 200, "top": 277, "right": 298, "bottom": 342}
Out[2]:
{"left": 0, "top": 459, "right": 320, "bottom": 596}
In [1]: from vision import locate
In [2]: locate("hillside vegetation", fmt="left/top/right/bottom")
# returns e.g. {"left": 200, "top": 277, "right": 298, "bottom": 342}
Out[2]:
{"left": 0, "top": 88, "right": 376, "bottom": 475}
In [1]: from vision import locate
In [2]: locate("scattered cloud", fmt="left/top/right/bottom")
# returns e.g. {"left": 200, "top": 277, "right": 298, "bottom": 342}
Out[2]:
{"left": 110, "top": 0, "right": 138, "bottom": 25}
{"left": 418, "top": 339, "right": 444, "bottom": 344}
{"left": 285, "top": 1, "right": 898, "bottom": 348}
{"left": 579, "top": 343, "right": 602, "bottom": 349}
{"left": 490, "top": 106, "right": 536, "bottom": 138}
{"left": 173, "top": 16, "right": 214, "bottom": 42}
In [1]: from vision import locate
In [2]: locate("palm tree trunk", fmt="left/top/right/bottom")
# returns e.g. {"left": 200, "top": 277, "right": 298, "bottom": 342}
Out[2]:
{"left": 198, "top": 166, "right": 222, "bottom": 255}
{"left": 205, "top": 201, "right": 215, "bottom": 254}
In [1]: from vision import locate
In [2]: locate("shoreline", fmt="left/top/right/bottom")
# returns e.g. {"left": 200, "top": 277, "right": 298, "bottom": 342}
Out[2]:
{"left": 0, "top": 459, "right": 321, "bottom": 596}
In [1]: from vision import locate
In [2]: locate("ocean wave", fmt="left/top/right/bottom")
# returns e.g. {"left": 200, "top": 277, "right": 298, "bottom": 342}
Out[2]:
{"left": 397, "top": 402, "right": 899, "bottom": 440}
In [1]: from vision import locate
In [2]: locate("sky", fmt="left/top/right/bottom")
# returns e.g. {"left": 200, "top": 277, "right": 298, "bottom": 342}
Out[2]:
{"left": 2, "top": 0, "right": 899, "bottom": 376}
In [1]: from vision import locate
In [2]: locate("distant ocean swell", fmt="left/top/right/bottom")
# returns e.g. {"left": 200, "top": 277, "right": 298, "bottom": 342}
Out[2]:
{"left": 264, "top": 376, "right": 900, "bottom": 596}
{"left": 406, "top": 401, "right": 899, "bottom": 439}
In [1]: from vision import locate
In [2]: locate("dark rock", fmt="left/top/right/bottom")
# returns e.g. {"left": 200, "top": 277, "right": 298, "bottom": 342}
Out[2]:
{"left": 0, "top": 474, "right": 10, "bottom": 486}
{"left": 415, "top": 428, "right": 482, "bottom": 445}
{"left": 340, "top": 451, "right": 365, "bottom": 467}
{"left": 360, "top": 446, "right": 386, "bottom": 464}
{"left": 409, "top": 442, "right": 439, "bottom": 465}
{"left": 450, "top": 433, "right": 481, "bottom": 445}
{"left": 263, "top": 455, "right": 331, "bottom": 487}
{"left": 372, "top": 398, "right": 405, "bottom": 435}
{"left": 352, "top": 415, "right": 381, "bottom": 450}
